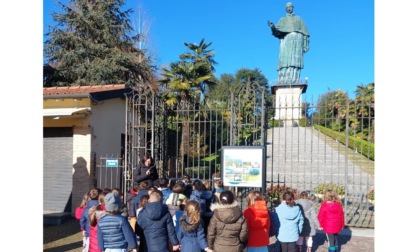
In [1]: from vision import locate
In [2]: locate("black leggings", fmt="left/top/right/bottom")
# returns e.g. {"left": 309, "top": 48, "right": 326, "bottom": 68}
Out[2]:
{"left": 326, "top": 233, "right": 339, "bottom": 247}
{"left": 280, "top": 241, "right": 296, "bottom": 252}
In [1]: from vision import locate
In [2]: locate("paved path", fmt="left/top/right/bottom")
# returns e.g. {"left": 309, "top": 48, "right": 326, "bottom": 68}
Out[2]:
{"left": 43, "top": 218, "right": 374, "bottom": 252}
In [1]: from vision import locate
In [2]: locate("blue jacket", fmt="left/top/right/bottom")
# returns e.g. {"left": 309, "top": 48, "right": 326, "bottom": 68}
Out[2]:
{"left": 80, "top": 200, "right": 99, "bottom": 237}
{"left": 137, "top": 202, "right": 179, "bottom": 252}
{"left": 190, "top": 190, "right": 214, "bottom": 217}
{"left": 97, "top": 213, "right": 137, "bottom": 250}
{"left": 161, "top": 188, "right": 172, "bottom": 203}
{"left": 275, "top": 202, "right": 304, "bottom": 242}
{"left": 177, "top": 216, "right": 208, "bottom": 252}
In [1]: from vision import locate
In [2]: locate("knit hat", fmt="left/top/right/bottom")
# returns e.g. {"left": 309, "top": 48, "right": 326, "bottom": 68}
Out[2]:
{"left": 104, "top": 193, "right": 122, "bottom": 211}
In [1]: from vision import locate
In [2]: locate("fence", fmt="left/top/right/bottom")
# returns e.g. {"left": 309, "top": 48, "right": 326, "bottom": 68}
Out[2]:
{"left": 96, "top": 83, "right": 374, "bottom": 228}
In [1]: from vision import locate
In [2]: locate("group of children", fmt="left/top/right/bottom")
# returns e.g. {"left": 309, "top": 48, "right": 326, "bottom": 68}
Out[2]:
{"left": 75, "top": 177, "right": 344, "bottom": 252}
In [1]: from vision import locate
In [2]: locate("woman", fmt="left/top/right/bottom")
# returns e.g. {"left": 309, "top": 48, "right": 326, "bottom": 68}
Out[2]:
{"left": 134, "top": 154, "right": 158, "bottom": 183}
{"left": 207, "top": 190, "right": 248, "bottom": 252}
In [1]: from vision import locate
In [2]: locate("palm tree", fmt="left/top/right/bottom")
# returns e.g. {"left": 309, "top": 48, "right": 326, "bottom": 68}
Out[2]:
{"left": 159, "top": 39, "right": 217, "bottom": 172}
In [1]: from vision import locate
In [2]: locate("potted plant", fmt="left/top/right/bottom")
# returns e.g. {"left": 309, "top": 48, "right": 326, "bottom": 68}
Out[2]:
{"left": 367, "top": 187, "right": 374, "bottom": 205}
{"left": 266, "top": 185, "right": 299, "bottom": 207}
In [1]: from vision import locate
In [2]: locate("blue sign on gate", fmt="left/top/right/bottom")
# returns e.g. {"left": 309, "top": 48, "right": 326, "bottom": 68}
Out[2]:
{"left": 106, "top": 159, "right": 119, "bottom": 167}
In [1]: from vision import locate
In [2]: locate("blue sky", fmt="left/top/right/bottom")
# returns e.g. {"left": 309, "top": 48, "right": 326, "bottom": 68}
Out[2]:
{"left": 43, "top": 0, "right": 374, "bottom": 101}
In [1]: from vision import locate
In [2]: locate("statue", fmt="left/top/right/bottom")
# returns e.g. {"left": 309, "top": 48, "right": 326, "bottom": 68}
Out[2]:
{"left": 268, "top": 2, "right": 310, "bottom": 84}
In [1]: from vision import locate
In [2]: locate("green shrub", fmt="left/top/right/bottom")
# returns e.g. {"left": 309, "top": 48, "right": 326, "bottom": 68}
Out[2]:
{"left": 314, "top": 124, "right": 374, "bottom": 160}
{"left": 313, "top": 183, "right": 345, "bottom": 195}
{"left": 298, "top": 117, "right": 311, "bottom": 127}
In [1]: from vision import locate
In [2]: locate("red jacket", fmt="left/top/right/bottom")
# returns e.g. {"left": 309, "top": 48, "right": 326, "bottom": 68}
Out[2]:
{"left": 243, "top": 200, "right": 270, "bottom": 247}
{"left": 318, "top": 201, "right": 344, "bottom": 234}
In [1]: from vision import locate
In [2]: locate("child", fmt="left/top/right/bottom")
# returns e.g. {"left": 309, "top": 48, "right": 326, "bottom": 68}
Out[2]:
{"left": 275, "top": 190, "right": 304, "bottom": 252}
{"left": 155, "top": 178, "right": 172, "bottom": 203}
{"left": 127, "top": 185, "right": 139, "bottom": 231}
{"left": 207, "top": 190, "right": 248, "bottom": 252}
{"left": 75, "top": 192, "right": 89, "bottom": 220}
{"left": 243, "top": 190, "right": 270, "bottom": 252}
{"left": 182, "top": 175, "right": 193, "bottom": 198}
{"left": 112, "top": 187, "right": 128, "bottom": 218}
{"left": 166, "top": 182, "right": 187, "bottom": 216}
{"left": 136, "top": 194, "right": 150, "bottom": 252}
{"left": 87, "top": 204, "right": 106, "bottom": 252}
{"left": 97, "top": 191, "right": 107, "bottom": 210}
{"left": 137, "top": 190, "right": 180, "bottom": 252}
{"left": 190, "top": 180, "right": 214, "bottom": 229}
{"left": 318, "top": 189, "right": 345, "bottom": 252}
{"left": 75, "top": 192, "right": 89, "bottom": 250}
{"left": 80, "top": 187, "right": 102, "bottom": 252}
{"left": 213, "top": 179, "right": 223, "bottom": 203}
{"left": 295, "top": 191, "right": 320, "bottom": 252}
{"left": 177, "top": 200, "right": 213, "bottom": 252}
{"left": 97, "top": 193, "right": 138, "bottom": 252}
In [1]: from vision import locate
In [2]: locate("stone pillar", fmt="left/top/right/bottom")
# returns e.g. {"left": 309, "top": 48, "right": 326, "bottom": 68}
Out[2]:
{"left": 271, "top": 83, "right": 307, "bottom": 126}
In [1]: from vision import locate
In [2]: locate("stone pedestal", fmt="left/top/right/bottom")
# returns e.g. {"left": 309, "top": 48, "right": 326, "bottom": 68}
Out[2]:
{"left": 271, "top": 82, "right": 307, "bottom": 125}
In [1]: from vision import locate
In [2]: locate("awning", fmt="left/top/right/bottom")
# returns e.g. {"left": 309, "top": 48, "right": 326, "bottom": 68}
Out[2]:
{"left": 43, "top": 107, "right": 91, "bottom": 117}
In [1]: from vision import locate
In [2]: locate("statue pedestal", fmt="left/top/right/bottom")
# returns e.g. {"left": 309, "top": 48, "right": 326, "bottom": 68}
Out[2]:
{"left": 271, "top": 82, "right": 307, "bottom": 126}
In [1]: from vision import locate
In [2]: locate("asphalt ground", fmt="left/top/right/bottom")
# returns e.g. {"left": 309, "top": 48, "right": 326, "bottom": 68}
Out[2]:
{"left": 43, "top": 218, "right": 374, "bottom": 252}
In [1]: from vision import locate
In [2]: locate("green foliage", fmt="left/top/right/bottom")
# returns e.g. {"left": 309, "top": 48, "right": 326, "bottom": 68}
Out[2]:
{"left": 298, "top": 116, "right": 310, "bottom": 127}
{"left": 313, "top": 183, "right": 345, "bottom": 195}
{"left": 367, "top": 190, "right": 374, "bottom": 200}
{"left": 314, "top": 124, "right": 375, "bottom": 160}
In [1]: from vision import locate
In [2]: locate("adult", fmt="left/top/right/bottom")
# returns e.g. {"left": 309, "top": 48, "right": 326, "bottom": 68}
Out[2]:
{"left": 268, "top": 2, "right": 310, "bottom": 84}
{"left": 134, "top": 154, "right": 158, "bottom": 184}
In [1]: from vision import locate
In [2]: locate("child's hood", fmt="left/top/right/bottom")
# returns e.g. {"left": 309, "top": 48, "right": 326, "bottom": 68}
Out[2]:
{"left": 324, "top": 202, "right": 343, "bottom": 214}
{"left": 142, "top": 201, "right": 169, "bottom": 220}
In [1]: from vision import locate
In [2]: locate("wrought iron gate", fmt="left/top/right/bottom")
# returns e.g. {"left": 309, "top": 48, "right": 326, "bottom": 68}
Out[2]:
{"left": 121, "top": 82, "right": 374, "bottom": 228}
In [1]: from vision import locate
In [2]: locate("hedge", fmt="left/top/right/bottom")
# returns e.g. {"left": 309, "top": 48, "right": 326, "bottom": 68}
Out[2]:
{"left": 314, "top": 124, "right": 374, "bottom": 161}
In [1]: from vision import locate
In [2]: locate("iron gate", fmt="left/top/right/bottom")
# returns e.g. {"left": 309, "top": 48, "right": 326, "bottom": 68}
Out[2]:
{"left": 118, "top": 81, "right": 374, "bottom": 228}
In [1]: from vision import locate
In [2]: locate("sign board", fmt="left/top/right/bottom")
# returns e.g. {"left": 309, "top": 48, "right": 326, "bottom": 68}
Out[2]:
{"left": 106, "top": 159, "right": 119, "bottom": 167}
{"left": 221, "top": 146, "right": 265, "bottom": 188}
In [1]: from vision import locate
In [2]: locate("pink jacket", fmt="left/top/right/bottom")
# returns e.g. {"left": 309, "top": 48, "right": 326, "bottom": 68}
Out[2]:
{"left": 318, "top": 202, "right": 344, "bottom": 234}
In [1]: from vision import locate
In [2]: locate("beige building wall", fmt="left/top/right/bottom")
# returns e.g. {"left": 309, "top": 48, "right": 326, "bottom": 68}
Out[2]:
{"left": 72, "top": 126, "right": 92, "bottom": 215}
{"left": 90, "top": 98, "right": 126, "bottom": 159}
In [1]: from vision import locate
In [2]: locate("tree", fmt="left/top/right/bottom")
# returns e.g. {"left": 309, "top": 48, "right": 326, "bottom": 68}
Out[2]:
{"left": 313, "top": 90, "right": 349, "bottom": 131}
{"left": 159, "top": 39, "right": 217, "bottom": 171}
{"left": 43, "top": 0, "right": 155, "bottom": 87}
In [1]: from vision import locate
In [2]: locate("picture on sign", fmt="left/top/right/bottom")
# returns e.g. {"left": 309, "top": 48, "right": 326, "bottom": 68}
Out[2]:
{"left": 221, "top": 146, "right": 264, "bottom": 188}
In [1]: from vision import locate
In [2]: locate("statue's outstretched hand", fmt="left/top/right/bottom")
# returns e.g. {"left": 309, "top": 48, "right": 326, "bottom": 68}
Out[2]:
{"left": 268, "top": 21, "right": 274, "bottom": 27}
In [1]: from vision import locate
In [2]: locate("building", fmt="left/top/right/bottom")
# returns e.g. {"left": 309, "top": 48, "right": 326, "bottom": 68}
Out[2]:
{"left": 43, "top": 84, "right": 132, "bottom": 217}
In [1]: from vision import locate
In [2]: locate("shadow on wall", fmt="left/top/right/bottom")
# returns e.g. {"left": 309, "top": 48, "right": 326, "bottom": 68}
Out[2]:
{"left": 72, "top": 157, "right": 90, "bottom": 213}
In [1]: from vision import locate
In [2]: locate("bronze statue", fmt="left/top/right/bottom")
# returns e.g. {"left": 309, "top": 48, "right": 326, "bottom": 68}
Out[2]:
{"left": 268, "top": 2, "right": 310, "bottom": 84}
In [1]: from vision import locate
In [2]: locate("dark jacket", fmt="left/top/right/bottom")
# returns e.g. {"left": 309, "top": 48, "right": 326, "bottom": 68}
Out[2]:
{"left": 177, "top": 216, "right": 208, "bottom": 252}
{"left": 126, "top": 190, "right": 138, "bottom": 218}
{"left": 134, "top": 189, "right": 149, "bottom": 212}
{"left": 134, "top": 163, "right": 158, "bottom": 183}
{"left": 207, "top": 201, "right": 248, "bottom": 252}
{"left": 137, "top": 202, "right": 179, "bottom": 252}
{"left": 80, "top": 200, "right": 99, "bottom": 237}
{"left": 97, "top": 213, "right": 137, "bottom": 251}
